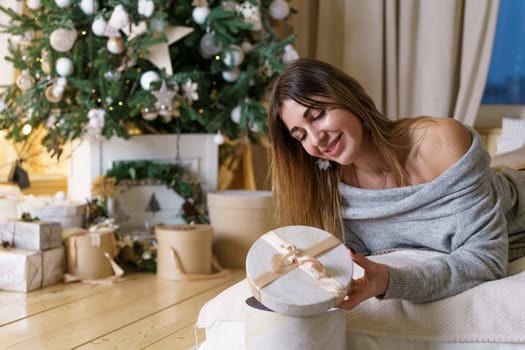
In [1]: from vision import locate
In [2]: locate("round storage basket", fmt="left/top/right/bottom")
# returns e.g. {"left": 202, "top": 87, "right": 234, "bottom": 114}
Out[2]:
{"left": 207, "top": 190, "right": 274, "bottom": 268}
{"left": 155, "top": 224, "right": 213, "bottom": 280}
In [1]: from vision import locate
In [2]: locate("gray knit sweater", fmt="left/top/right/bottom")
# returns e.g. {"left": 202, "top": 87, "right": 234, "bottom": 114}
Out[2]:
{"left": 339, "top": 131, "right": 525, "bottom": 303}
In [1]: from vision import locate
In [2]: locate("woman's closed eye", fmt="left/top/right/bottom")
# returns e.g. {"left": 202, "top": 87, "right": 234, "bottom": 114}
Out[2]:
{"left": 312, "top": 109, "right": 326, "bottom": 121}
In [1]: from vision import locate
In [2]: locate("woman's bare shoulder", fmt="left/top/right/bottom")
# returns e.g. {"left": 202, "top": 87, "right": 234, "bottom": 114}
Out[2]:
{"left": 409, "top": 117, "right": 472, "bottom": 177}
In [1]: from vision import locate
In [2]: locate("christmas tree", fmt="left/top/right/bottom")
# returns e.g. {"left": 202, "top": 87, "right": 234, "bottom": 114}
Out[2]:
{"left": 0, "top": 0, "right": 298, "bottom": 158}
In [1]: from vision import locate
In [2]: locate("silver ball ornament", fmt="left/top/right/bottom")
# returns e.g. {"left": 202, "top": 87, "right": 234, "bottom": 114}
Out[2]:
{"left": 26, "top": 0, "right": 41, "bottom": 10}
{"left": 230, "top": 105, "right": 242, "bottom": 124}
{"left": 107, "top": 37, "right": 125, "bottom": 54}
{"left": 16, "top": 70, "right": 34, "bottom": 91}
{"left": 223, "top": 45, "right": 244, "bottom": 67}
{"left": 50, "top": 28, "right": 78, "bottom": 52}
{"left": 200, "top": 32, "right": 223, "bottom": 58}
{"left": 55, "top": 0, "right": 71, "bottom": 8}
{"left": 55, "top": 57, "right": 74, "bottom": 77}
{"left": 80, "top": 0, "right": 98, "bottom": 15}
{"left": 140, "top": 71, "right": 160, "bottom": 90}
{"left": 222, "top": 67, "right": 240, "bottom": 82}
{"left": 141, "top": 107, "right": 158, "bottom": 121}
{"left": 192, "top": 7, "right": 210, "bottom": 25}
{"left": 91, "top": 16, "right": 107, "bottom": 36}
{"left": 269, "top": 0, "right": 290, "bottom": 20}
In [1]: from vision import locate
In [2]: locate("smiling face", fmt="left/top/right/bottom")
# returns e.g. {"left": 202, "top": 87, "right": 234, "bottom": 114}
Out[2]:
{"left": 279, "top": 98, "right": 364, "bottom": 166}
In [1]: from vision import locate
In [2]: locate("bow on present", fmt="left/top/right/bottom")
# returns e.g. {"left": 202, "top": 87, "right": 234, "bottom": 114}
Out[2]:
{"left": 252, "top": 231, "right": 347, "bottom": 305}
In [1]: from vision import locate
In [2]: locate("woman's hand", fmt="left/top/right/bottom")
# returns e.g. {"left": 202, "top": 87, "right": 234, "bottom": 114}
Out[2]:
{"left": 337, "top": 250, "right": 390, "bottom": 310}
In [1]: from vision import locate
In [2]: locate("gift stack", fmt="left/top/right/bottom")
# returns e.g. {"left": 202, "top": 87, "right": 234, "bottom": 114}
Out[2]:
{"left": 18, "top": 192, "right": 86, "bottom": 229}
{"left": 0, "top": 220, "right": 65, "bottom": 292}
{"left": 244, "top": 225, "right": 353, "bottom": 350}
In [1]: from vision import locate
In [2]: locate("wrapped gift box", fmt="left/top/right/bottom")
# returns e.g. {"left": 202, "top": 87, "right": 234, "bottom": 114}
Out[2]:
{"left": 65, "top": 229, "right": 118, "bottom": 280}
{"left": 0, "top": 247, "right": 65, "bottom": 292}
{"left": 246, "top": 225, "right": 353, "bottom": 317}
{"left": 0, "top": 184, "right": 22, "bottom": 220}
{"left": 18, "top": 195, "right": 85, "bottom": 229}
{"left": 0, "top": 220, "right": 62, "bottom": 250}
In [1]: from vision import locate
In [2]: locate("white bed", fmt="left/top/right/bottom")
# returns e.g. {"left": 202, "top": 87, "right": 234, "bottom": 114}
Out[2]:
{"left": 195, "top": 251, "right": 525, "bottom": 350}
{"left": 194, "top": 122, "right": 525, "bottom": 350}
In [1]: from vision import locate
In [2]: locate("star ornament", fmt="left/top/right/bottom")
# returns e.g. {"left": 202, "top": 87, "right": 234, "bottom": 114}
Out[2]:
{"left": 147, "top": 26, "right": 194, "bottom": 75}
{"left": 152, "top": 81, "right": 178, "bottom": 118}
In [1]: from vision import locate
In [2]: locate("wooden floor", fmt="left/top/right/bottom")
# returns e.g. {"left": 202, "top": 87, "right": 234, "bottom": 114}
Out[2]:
{"left": 0, "top": 269, "right": 245, "bottom": 350}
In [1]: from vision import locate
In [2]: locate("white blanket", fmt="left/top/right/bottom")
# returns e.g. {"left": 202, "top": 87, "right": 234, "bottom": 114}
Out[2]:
{"left": 196, "top": 250, "right": 525, "bottom": 347}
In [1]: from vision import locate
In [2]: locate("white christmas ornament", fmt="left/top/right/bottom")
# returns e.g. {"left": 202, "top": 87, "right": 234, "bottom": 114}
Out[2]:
{"left": 122, "top": 21, "right": 148, "bottom": 40}
{"left": 140, "top": 71, "right": 160, "bottom": 90}
{"left": 55, "top": 57, "right": 74, "bottom": 77}
{"left": 91, "top": 16, "right": 107, "bottom": 36}
{"left": 239, "top": 1, "right": 262, "bottom": 30}
{"left": 107, "top": 37, "right": 125, "bottom": 54}
{"left": 55, "top": 0, "right": 71, "bottom": 8}
{"left": 50, "top": 28, "right": 78, "bottom": 52}
{"left": 138, "top": 0, "right": 155, "bottom": 18}
{"left": 192, "top": 7, "right": 210, "bottom": 25}
{"left": 27, "top": 0, "right": 41, "bottom": 10}
{"left": 80, "top": 0, "right": 97, "bottom": 15}
{"left": 269, "top": 0, "right": 290, "bottom": 20}
{"left": 230, "top": 105, "right": 242, "bottom": 124}
{"left": 106, "top": 5, "right": 130, "bottom": 33}
{"left": 282, "top": 44, "right": 299, "bottom": 64}
{"left": 213, "top": 131, "right": 225, "bottom": 145}
{"left": 200, "top": 32, "right": 223, "bottom": 57}
{"left": 141, "top": 107, "right": 158, "bottom": 121}
{"left": 223, "top": 45, "right": 244, "bottom": 67}
{"left": 240, "top": 40, "right": 253, "bottom": 53}
{"left": 222, "top": 67, "right": 240, "bottom": 82}
{"left": 16, "top": 70, "right": 34, "bottom": 91}
{"left": 87, "top": 108, "right": 106, "bottom": 129}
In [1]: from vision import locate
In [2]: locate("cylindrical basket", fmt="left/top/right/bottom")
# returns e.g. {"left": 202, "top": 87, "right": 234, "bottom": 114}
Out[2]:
{"left": 155, "top": 224, "right": 214, "bottom": 280}
{"left": 207, "top": 190, "right": 274, "bottom": 268}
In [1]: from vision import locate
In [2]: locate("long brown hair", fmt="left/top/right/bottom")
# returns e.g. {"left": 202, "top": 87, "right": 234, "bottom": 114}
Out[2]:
{"left": 268, "top": 58, "right": 412, "bottom": 238}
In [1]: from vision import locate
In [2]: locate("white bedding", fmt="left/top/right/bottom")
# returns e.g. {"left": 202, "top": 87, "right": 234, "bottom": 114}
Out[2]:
{"left": 195, "top": 251, "right": 525, "bottom": 350}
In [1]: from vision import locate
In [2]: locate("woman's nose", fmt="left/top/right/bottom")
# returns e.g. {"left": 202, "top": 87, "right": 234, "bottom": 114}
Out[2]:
{"left": 308, "top": 128, "right": 327, "bottom": 148}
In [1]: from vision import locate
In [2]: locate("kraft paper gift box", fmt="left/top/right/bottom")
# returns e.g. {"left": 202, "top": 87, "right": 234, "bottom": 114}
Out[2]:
{"left": 0, "top": 247, "right": 65, "bottom": 292}
{"left": 18, "top": 197, "right": 86, "bottom": 229}
{"left": 245, "top": 225, "right": 353, "bottom": 317}
{"left": 0, "top": 220, "right": 62, "bottom": 250}
{"left": 65, "top": 229, "right": 118, "bottom": 280}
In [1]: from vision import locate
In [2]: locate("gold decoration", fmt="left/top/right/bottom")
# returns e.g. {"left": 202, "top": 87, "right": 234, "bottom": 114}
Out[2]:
{"left": 91, "top": 175, "right": 119, "bottom": 201}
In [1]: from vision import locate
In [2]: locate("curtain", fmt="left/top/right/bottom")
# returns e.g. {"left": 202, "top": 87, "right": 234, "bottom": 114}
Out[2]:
{"left": 291, "top": 0, "right": 499, "bottom": 126}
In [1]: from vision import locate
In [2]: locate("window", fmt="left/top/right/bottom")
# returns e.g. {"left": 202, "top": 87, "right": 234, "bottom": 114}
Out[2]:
{"left": 482, "top": 0, "right": 525, "bottom": 104}
{"left": 477, "top": 0, "right": 525, "bottom": 126}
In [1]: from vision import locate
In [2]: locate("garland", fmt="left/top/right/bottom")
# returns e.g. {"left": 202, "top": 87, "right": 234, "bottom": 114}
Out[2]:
{"left": 104, "top": 160, "right": 209, "bottom": 224}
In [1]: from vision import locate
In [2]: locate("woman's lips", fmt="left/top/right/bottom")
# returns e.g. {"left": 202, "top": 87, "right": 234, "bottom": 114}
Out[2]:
{"left": 323, "top": 134, "right": 342, "bottom": 156}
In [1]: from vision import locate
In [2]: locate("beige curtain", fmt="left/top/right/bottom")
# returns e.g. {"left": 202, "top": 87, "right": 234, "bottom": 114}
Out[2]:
{"left": 291, "top": 0, "right": 499, "bottom": 126}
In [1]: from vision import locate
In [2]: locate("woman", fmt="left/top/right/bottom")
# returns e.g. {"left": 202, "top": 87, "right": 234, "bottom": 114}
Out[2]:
{"left": 268, "top": 58, "right": 525, "bottom": 309}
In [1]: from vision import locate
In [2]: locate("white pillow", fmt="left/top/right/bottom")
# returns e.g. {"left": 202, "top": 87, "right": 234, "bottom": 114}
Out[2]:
{"left": 497, "top": 117, "right": 525, "bottom": 154}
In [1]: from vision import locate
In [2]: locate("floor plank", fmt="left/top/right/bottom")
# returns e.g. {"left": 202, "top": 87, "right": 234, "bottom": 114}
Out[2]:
{"left": 0, "top": 271, "right": 244, "bottom": 349}
{"left": 77, "top": 272, "right": 243, "bottom": 349}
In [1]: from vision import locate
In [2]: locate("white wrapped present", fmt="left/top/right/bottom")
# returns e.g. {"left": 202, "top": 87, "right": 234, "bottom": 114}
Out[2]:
{"left": 0, "top": 184, "right": 22, "bottom": 220}
{"left": 246, "top": 225, "right": 353, "bottom": 317}
{"left": 0, "top": 220, "right": 63, "bottom": 250}
{"left": 0, "top": 247, "right": 65, "bottom": 292}
{"left": 18, "top": 194, "right": 85, "bottom": 228}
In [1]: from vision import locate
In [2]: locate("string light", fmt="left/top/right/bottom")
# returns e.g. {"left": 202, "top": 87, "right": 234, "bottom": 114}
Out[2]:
{"left": 22, "top": 124, "right": 32, "bottom": 135}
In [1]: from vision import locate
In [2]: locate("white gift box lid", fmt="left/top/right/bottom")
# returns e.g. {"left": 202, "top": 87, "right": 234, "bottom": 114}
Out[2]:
{"left": 246, "top": 225, "right": 353, "bottom": 316}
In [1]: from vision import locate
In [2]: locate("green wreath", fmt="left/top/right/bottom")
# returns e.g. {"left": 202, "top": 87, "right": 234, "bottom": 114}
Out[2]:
{"left": 105, "top": 160, "right": 209, "bottom": 224}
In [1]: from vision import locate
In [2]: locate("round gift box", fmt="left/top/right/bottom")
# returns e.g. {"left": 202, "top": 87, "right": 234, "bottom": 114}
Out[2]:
{"left": 246, "top": 225, "right": 353, "bottom": 317}
{"left": 155, "top": 224, "right": 213, "bottom": 279}
{"left": 245, "top": 297, "right": 346, "bottom": 350}
{"left": 66, "top": 229, "right": 117, "bottom": 280}
{"left": 207, "top": 190, "right": 274, "bottom": 268}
